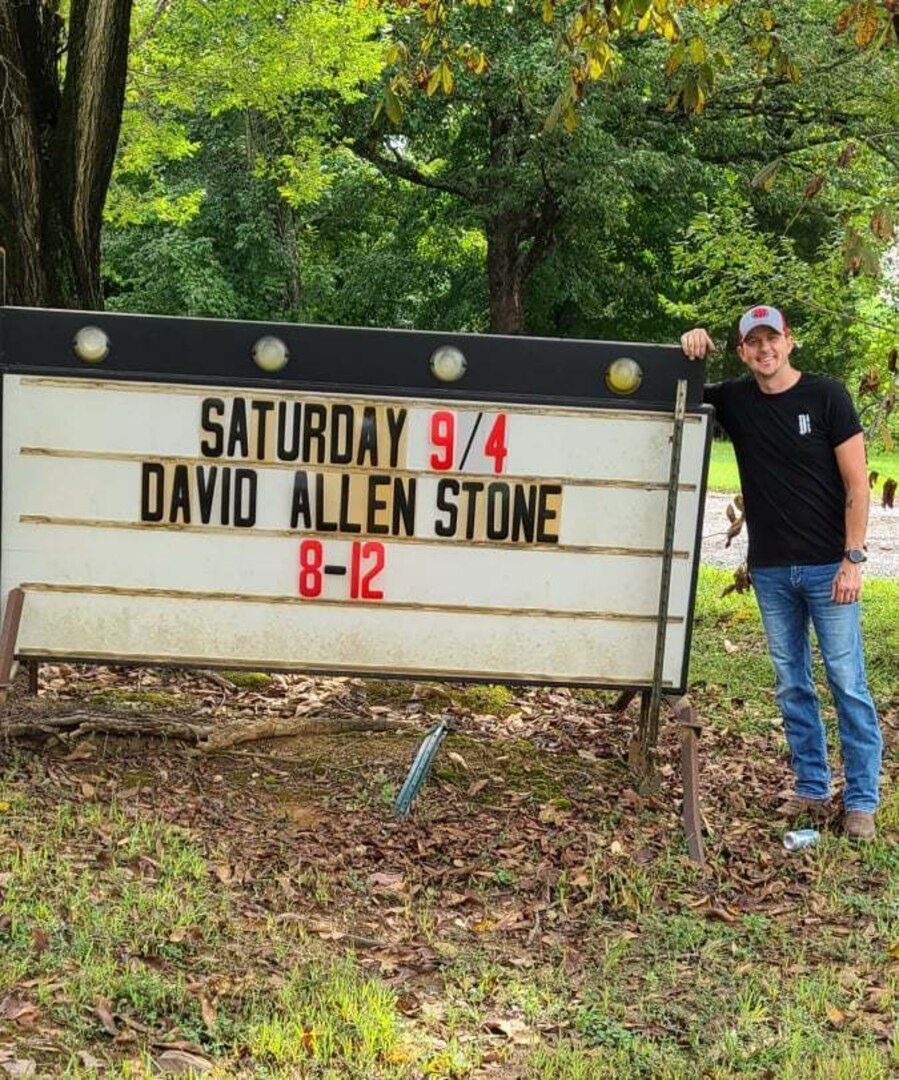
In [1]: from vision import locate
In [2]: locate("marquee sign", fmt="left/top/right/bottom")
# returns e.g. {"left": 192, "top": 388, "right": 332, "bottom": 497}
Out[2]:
{"left": 0, "top": 307, "right": 710, "bottom": 691}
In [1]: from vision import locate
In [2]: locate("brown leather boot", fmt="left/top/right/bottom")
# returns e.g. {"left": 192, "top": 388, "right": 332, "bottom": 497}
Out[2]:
{"left": 776, "top": 795, "right": 833, "bottom": 821}
{"left": 843, "top": 811, "right": 876, "bottom": 841}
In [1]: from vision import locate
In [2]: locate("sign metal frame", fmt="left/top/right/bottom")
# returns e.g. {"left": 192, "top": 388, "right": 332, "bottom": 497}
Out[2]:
{"left": 0, "top": 307, "right": 713, "bottom": 861}
{"left": 0, "top": 306, "right": 712, "bottom": 695}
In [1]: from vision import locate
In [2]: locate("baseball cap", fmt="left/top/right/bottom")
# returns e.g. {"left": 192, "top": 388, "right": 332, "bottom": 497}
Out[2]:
{"left": 737, "top": 305, "right": 789, "bottom": 343}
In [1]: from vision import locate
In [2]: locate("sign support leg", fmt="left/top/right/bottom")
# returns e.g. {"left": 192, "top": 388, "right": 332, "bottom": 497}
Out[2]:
{"left": 0, "top": 587, "right": 25, "bottom": 703}
{"left": 667, "top": 693, "right": 706, "bottom": 865}
{"left": 631, "top": 379, "right": 688, "bottom": 783}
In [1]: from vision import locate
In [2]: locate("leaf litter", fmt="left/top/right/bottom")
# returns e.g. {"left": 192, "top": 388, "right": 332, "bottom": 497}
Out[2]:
{"left": 0, "top": 662, "right": 897, "bottom": 1074}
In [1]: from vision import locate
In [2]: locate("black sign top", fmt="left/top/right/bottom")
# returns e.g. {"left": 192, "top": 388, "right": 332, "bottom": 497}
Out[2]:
{"left": 0, "top": 307, "right": 705, "bottom": 411}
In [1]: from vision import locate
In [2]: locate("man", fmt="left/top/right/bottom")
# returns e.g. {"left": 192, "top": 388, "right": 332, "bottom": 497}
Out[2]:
{"left": 681, "top": 306, "right": 882, "bottom": 840}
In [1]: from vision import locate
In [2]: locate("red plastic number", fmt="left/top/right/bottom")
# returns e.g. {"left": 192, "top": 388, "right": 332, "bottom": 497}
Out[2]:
{"left": 429, "top": 411, "right": 455, "bottom": 471}
{"left": 298, "top": 539, "right": 323, "bottom": 597}
{"left": 350, "top": 541, "right": 385, "bottom": 600}
{"left": 484, "top": 413, "right": 508, "bottom": 474}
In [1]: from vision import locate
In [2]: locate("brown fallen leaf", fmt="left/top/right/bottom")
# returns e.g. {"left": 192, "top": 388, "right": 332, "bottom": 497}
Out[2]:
{"left": 483, "top": 1016, "right": 538, "bottom": 1044}
{"left": 0, "top": 1057, "right": 36, "bottom": 1078}
{"left": 825, "top": 1003, "right": 846, "bottom": 1028}
{"left": 0, "top": 997, "right": 41, "bottom": 1026}
{"left": 368, "top": 871, "right": 405, "bottom": 892}
{"left": 446, "top": 751, "right": 469, "bottom": 771}
{"left": 281, "top": 805, "right": 323, "bottom": 830}
{"left": 155, "top": 1050, "right": 213, "bottom": 1075}
{"left": 200, "top": 995, "right": 217, "bottom": 1030}
{"left": 706, "top": 903, "right": 739, "bottom": 924}
{"left": 94, "top": 1000, "right": 118, "bottom": 1036}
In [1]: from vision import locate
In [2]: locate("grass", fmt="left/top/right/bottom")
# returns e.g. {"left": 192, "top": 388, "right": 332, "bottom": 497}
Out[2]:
{"left": 0, "top": 787, "right": 471, "bottom": 1078}
{"left": 86, "top": 688, "right": 183, "bottom": 710}
{"left": 692, "top": 567, "right": 899, "bottom": 703}
{"left": 707, "top": 440, "right": 899, "bottom": 494}
{"left": 1, "top": 569, "right": 897, "bottom": 1076}
{"left": 220, "top": 670, "right": 273, "bottom": 690}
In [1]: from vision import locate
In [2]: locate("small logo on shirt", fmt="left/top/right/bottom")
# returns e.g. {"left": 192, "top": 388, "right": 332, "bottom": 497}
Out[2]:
{"left": 798, "top": 413, "right": 812, "bottom": 435}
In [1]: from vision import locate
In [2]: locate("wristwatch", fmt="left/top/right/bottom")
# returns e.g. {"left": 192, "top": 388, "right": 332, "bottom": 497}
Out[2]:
{"left": 843, "top": 548, "right": 867, "bottom": 564}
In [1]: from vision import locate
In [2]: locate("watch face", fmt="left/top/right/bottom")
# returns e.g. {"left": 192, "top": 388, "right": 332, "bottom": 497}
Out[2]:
{"left": 847, "top": 550, "right": 866, "bottom": 563}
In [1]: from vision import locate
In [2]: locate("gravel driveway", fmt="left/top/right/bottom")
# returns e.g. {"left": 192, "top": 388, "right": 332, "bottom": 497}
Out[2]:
{"left": 701, "top": 493, "right": 898, "bottom": 579}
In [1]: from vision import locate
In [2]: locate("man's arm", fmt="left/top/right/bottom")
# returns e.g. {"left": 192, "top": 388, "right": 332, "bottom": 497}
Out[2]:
{"left": 832, "top": 432, "right": 869, "bottom": 604}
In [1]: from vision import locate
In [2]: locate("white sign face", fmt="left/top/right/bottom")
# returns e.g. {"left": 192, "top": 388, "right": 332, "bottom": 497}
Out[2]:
{"left": 1, "top": 375, "right": 709, "bottom": 687}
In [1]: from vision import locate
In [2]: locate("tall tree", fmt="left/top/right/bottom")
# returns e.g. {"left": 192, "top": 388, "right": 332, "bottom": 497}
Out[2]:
{"left": 0, "top": 0, "right": 133, "bottom": 308}
{"left": 349, "top": 0, "right": 898, "bottom": 337}
{"left": 0, "top": 0, "right": 383, "bottom": 310}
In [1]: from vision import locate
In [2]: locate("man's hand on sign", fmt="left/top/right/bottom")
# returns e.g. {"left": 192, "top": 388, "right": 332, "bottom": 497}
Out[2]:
{"left": 680, "top": 328, "right": 717, "bottom": 361}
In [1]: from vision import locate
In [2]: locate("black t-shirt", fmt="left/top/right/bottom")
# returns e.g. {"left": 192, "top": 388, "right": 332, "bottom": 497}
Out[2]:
{"left": 704, "top": 373, "right": 862, "bottom": 567}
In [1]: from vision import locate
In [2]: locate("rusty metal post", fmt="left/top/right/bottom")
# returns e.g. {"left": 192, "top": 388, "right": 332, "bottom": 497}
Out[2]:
{"left": 627, "top": 690, "right": 652, "bottom": 774}
{"left": 26, "top": 660, "right": 39, "bottom": 695}
{"left": 667, "top": 694, "right": 705, "bottom": 865}
{"left": 0, "top": 588, "right": 25, "bottom": 703}
{"left": 633, "top": 379, "right": 688, "bottom": 783}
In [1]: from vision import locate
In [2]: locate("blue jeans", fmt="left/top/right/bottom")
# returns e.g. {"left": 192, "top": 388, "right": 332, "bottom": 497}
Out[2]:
{"left": 750, "top": 562, "right": 882, "bottom": 813}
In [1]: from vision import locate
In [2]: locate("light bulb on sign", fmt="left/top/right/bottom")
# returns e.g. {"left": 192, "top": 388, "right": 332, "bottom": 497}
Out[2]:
{"left": 252, "top": 335, "right": 289, "bottom": 373}
{"left": 430, "top": 345, "right": 467, "bottom": 382}
{"left": 606, "top": 357, "right": 643, "bottom": 395}
{"left": 73, "top": 325, "right": 110, "bottom": 364}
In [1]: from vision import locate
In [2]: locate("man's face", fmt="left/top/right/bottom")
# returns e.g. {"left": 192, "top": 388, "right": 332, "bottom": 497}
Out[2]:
{"left": 737, "top": 325, "right": 795, "bottom": 382}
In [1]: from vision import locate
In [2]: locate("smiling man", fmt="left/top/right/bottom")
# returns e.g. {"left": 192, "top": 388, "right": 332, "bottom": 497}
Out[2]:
{"left": 681, "top": 306, "right": 882, "bottom": 841}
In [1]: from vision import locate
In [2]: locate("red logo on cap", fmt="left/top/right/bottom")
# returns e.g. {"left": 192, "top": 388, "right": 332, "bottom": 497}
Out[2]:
{"left": 752, "top": 307, "right": 769, "bottom": 317}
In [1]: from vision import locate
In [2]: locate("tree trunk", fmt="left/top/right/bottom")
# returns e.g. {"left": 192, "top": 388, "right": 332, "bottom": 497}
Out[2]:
{"left": 486, "top": 214, "right": 524, "bottom": 334}
{"left": 0, "top": 0, "right": 133, "bottom": 309}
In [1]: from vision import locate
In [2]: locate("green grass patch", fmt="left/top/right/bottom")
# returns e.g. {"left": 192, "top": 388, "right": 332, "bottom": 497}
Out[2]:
{"left": 364, "top": 679, "right": 517, "bottom": 717}
{"left": 456, "top": 683, "right": 517, "bottom": 717}
{"left": 220, "top": 670, "right": 273, "bottom": 690}
{"left": 0, "top": 800, "right": 221, "bottom": 1035}
{"left": 707, "top": 440, "right": 899, "bottom": 494}
{"left": 691, "top": 567, "right": 898, "bottom": 709}
{"left": 86, "top": 688, "right": 182, "bottom": 710}
{"left": 0, "top": 781, "right": 479, "bottom": 1076}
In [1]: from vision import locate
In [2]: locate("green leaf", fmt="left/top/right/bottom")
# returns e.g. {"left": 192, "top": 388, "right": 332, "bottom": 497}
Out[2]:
{"left": 544, "top": 92, "right": 564, "bottom": 133}
{"left": 688, "top": 37, "right": 705, "bottom": 65}
{"left": 384, "top": 86, "right": 403, "bottom": 124}
{"left": 665, "top": 43, "right": 684, "bottom": 77}
{"left": 750, "top": 158, "right": 782, "bottom": 192}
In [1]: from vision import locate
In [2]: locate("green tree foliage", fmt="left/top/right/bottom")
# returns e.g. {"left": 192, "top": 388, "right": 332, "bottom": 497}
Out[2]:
{"left": 657, "top": 1, "right": 898, "bottom": 378}
{"left": 101, "top": 0, "right": 897, "bottom": 380}
{"left": 352, "top": 2, "right": 730, "bottom": 333}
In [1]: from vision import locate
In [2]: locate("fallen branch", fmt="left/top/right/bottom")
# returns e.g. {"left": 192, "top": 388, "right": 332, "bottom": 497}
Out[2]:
{"left": 200, "top": 713, "right": 419, "bottom": 751}
{"left": 0, "top": 708, "right": 422, "bottom": 747}
{"left": 198, "top": 669, "right": 238, "bottom": 692}
{"left": 0, "top": 711, "right": 212, "bottom": 741}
